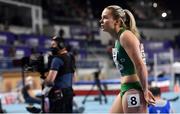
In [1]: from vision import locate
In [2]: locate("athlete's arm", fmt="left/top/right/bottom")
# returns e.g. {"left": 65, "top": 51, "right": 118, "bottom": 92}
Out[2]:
{"left": 120, "top": 30, "right": 155, "bottom": 104}
{"left": 120, "top": 30, "right": 148, "bottom": 91}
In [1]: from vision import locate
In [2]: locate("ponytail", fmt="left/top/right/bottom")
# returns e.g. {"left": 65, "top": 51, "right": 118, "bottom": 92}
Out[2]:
{"left": 124, "top": 9, "right": 140, "bottom": 38}
{"left": 105, "top": 5, "right": 140, "bottom": 38}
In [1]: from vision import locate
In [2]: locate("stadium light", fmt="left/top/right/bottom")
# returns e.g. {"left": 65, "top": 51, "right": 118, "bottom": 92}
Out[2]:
{"left": 161, "top": 12, "right": 167, "bottom": 18}
{"left": 153, "top": 2, "right": 157, "bottom": 8}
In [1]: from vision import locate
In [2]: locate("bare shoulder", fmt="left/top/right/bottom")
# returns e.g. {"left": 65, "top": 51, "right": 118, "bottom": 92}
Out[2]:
{"left": 120, "top": 30, "right": 139, "bottom": 47}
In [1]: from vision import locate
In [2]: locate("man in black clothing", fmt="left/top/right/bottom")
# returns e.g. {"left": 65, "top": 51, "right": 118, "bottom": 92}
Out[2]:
{"left": 43, "top": 36, "right": 76, "bottom": 113}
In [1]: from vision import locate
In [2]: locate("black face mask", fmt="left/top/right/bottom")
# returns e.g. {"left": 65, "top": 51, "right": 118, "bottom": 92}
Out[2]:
{"left": 50, "top": 47, "right": 59, "bottom": 55}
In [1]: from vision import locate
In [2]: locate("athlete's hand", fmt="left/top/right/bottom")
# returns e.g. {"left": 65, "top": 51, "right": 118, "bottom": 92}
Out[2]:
{"left": 143, "top": 89, "right": 156, "bottom": 105}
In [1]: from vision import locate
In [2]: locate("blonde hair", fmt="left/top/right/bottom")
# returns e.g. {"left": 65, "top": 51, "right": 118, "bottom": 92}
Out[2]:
{"left": 106, "top": 5, "right": 140, "bottom": 38}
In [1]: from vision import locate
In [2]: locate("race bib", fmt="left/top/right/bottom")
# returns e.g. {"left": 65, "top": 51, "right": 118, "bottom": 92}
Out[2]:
{"left": 127, "top": 94, "right": 140, "bottom": 107}
{"left": 112, "top": 48, "right": 118, "bottom": 62}
{"left": 139, "top": 43, "right": 147, "bottom": 64}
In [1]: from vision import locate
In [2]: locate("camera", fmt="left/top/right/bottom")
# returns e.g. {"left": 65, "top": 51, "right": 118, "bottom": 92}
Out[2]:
{"left": 21, "top": 52, "right": 46, "bottom": 74}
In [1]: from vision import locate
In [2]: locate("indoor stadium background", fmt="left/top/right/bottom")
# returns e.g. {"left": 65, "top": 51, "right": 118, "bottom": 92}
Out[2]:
{"left": 0, "top": 0, "right": 180, "bottom": 113}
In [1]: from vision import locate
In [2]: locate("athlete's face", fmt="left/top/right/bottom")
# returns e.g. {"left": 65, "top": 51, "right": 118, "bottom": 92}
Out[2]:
{"left": 100, "top": 8, "right": 116, "bottom": 32}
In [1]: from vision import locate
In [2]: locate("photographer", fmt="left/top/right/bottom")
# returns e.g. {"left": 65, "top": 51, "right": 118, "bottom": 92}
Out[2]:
{"left": 22, "top": 76, "right": 41, "bottom": 105}
{"left": 43, "top": 36, "right": 75, "bottom": 113}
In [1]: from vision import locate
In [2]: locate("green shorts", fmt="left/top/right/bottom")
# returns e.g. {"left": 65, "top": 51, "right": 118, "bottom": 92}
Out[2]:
{"left": 120, "top": 81, "right": 143, "bottom": 97}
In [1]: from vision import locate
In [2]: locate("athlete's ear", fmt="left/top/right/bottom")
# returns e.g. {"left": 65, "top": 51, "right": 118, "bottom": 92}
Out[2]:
{"left": 119, "top": 18, "right": 124, "bottom": 26}
{"left": 115, "top": 18, "right": 122, "bottom": 26}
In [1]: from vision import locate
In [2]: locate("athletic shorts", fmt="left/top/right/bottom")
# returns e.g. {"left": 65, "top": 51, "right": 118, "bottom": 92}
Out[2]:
{"left": 120, "top": 81, "right": 143, "bottom": 97}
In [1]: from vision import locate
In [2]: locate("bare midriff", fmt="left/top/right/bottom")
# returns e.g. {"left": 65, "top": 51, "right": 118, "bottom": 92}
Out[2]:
{"left": 121, "top": 74, "right": 140, "bottom": 84}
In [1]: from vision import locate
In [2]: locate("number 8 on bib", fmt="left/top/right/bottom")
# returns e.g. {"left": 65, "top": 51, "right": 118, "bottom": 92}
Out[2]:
{"left": 127, "top": 94, "right": 140, "bottom": 107}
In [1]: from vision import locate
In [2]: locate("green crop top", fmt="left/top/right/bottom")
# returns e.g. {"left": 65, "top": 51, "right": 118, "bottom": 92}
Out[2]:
{"left": 112, "top": 28, "right": 136, "bottom": 76}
